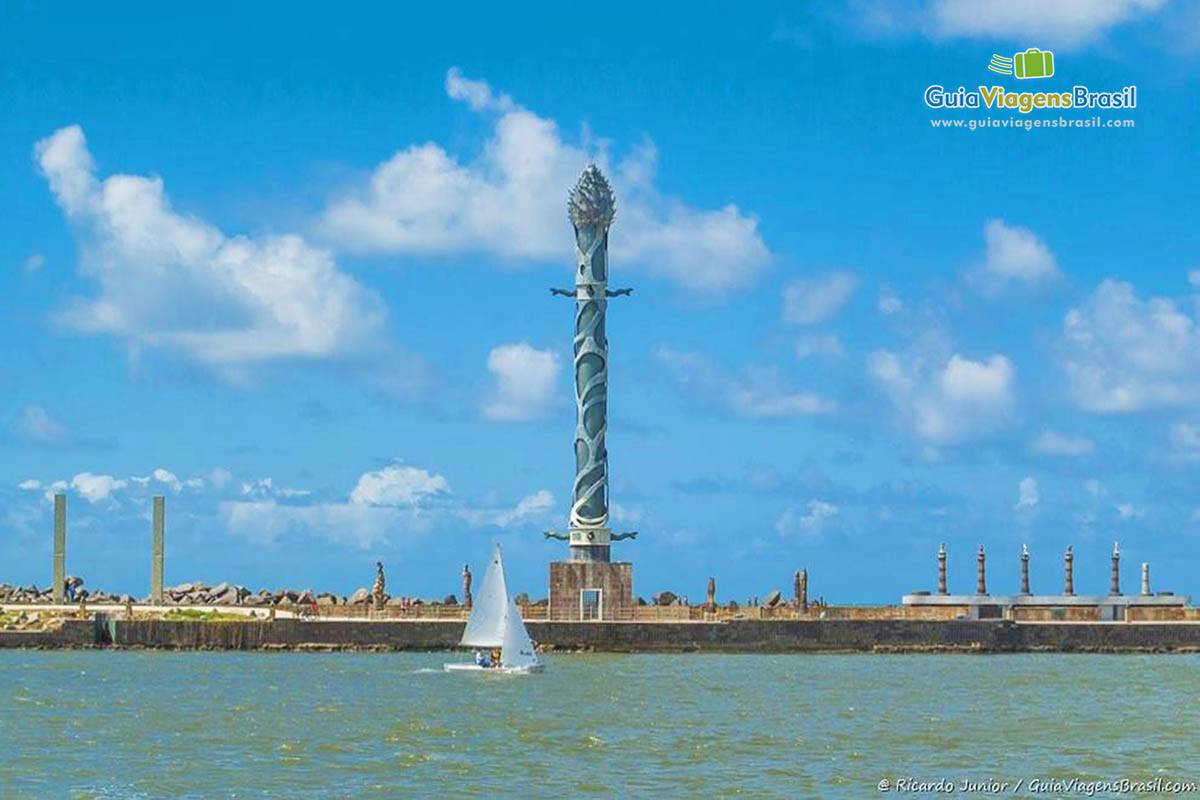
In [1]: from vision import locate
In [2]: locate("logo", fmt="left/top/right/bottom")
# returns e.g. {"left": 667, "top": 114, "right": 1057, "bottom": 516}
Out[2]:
{"left": 988, "top": 48, "right": 1055, "bottom": 79}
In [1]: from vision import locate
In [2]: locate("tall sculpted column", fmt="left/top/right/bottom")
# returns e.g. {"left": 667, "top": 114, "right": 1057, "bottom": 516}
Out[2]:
{"left": 544, "top": 165, "right": 638, "bottom": 562}
{"left": 1019, "top": 544, "right": 1030, "bottom": 595}
{"left": 1064, "top": 545, "right": 1075, "bottom": 596}
{"left": 568, "top": 165, "right": 614, "bottom": 547}
{"left": 937, "top": 544, "right": 948, "bottom": 595}
{"left": 976, "top": 545, "right": 987, "bottom": 596}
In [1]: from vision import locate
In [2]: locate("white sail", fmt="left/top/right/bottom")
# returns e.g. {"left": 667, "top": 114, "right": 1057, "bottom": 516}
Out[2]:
{"left": 459, "top": 545, "right": 508, "bottom": 648}
{"left": 500, "top": 595, "right": 540, "bottom": 670}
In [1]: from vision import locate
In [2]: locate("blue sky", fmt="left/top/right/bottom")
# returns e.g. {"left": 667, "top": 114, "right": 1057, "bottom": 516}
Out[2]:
{"left": 3, "top": 1, "right": 1200, "bottom": 603}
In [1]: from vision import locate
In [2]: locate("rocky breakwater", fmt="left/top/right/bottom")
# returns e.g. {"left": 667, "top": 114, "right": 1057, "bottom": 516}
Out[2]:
{"left": 0, "top": 580, "right": 136, "bottom": 605}
{"left": 164, "top": 583, "right": 408, "bottom": 608}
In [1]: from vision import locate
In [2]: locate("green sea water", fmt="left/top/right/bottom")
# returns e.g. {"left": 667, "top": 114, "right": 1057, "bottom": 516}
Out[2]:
{"left": 2, "top": 651, "right": 1198, "bottom": 798}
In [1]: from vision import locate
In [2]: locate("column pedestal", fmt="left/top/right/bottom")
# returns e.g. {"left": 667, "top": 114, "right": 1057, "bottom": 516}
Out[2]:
{"left": 549, "top": 561, "right": 633, "bottom": 621}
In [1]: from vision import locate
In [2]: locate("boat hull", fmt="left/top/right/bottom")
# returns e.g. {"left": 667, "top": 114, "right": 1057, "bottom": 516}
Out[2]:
{"left": 444, "top": 662, "right": 544, "bottom": 675}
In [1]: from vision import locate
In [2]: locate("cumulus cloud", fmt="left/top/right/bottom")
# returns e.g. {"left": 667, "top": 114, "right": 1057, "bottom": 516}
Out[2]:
{"left": 14, "top": 405, "right": 68, "bottom": 444}
{"left": 239, "top": 477, "right": 310, "bottom": 500}
{"left": 795, "top": 334, "right": 845, "bottom": 360}
{"left": 656, "top": 347, "right": 834, "bottom": 418}
{"left": 869, "top": 349, "right": 1016, "bottom": 445}
{"left": 71, "top": 472, "right": 128, "bottom": 503}
{"left": 319, "top": 70, "right": 770, "bottom": 294}
{"left": 980, "top": 219, "right": 1058, "bottom": 284}
{"left": 221, "top": 500, "right": 404, "bottom": 549}
{"left": 35, "top": 125, "right": 387, "bottom": 377}
{"left": 221, "top": 461, "right": 547, "bottom": 547}
{"left": 459, "top": 489, "right": 556, "bottom": 529}
{"left": 782, "top": 271, "right": 858, "bottom": 324}
{"left": 1116, "top": 502, "right": 1146, "bottom": 520}
{"left": 1030, "top": 430, "right": 1095, "bottom": 457}
{"left": 776, "top": 500, "right": 839, "bottom": 537}
{"left": 482, "top": 342, "right": 560, "bottom": 422}
{"left": 17, "top": 479, "right": 40, "bottom": 491}
{"left": 1062, "top": 280, "right": 1200, "bottom": 412}
{"left": 851, "top": 0, "right": 1166, "bottom": 47}
{"left": 1015, "top": 476, "right": 1040, "bottom": 511}
{"left": 349, "top": 465, "right": 450, "bottom": 507}
{"left": 878, "top": 287, "right": 903, "bottom": 316}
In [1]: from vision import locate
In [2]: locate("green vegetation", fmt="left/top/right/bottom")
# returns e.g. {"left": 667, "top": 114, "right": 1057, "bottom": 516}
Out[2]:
{"left": 164, "top": 609, "right": 248, "bottom": 623}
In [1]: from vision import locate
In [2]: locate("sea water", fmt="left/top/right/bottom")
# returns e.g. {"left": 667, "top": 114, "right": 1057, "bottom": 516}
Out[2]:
{"left": 2, "top": 651, "right": 1198, "bottom": 798}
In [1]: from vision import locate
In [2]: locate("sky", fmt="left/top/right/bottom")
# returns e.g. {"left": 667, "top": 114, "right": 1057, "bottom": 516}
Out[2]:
{"left": 3, "top": 1, "right": 1200, "bottom": 604}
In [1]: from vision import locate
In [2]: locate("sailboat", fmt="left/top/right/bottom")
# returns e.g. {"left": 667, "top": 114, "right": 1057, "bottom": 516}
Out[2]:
{"left": 444, "top": 545, "right": 543, "bottom": 674}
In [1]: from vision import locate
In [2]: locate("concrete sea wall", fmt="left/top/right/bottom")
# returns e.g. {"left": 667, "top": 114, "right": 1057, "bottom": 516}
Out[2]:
{"left": 6, "top": 618, "right": 1200, "bottom": 653}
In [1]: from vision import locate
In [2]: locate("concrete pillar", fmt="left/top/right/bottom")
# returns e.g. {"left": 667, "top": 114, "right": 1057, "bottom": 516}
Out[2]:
{"left": 1141, "top": 562, "right": 1150, "bottom": 597}
{"left": 1019, "top": 544, "right": 1030, "bottom": 595}
{"left": 706, "top": 576, "right": 716, "bottom": 611}
{"left": 798, "top": 568, "right": 808, "bottom": 613}
{"left": 52, "top": 493, "right": 66, "bottom": 603}
{"left": 937, "top": 544, "right": 947, "bottom": 595}
{"left": 151, "top": 495, "right": 165, "bottom": 605}
{"left": 1110, "top": 541, "right": 1121, "bottom": 596}
{"left": 976, "top": 545, "right": 987, "bottom": 596}
{"left": 1064, "top": 545, "right": 1074, "bottom": 596}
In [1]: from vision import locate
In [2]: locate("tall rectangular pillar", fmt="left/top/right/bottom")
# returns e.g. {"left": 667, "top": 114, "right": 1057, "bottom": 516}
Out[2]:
{"left": 151, "top": 495, "right": 165, "bottom": 604}
{"left": 52, "top": 493, "right": 66, "bottom": 603}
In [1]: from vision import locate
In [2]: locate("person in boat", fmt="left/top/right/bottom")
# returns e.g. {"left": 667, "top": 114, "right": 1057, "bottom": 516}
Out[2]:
{"left": 490, "top": 648, "right": 501, "bottom": 667}
{"left": 474, "top": 650, "right": 488, "bottom": 667}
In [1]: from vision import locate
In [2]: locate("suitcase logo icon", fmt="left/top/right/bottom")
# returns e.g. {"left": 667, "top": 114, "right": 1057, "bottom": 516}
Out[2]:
{"left": 987, "top": 48, "right": 1055, "bottom": 79}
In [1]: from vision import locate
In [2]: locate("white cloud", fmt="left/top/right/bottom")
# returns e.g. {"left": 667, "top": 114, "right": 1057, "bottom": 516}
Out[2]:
{"left": 1016, "top": 476, "right": 1040, "bottom": 511}
{"left": 460, "top": 489, "right": 556, "bottom": 528}
{"left": 782, "top": 271, "right": 858, "bottom": 324}
{"left": 1062, "top": 280, "right": 1200, "bottom": 412}
{"left": 610, "top": 502, "right": 643, "bottom": 526}
{"left": 1189, "top": 270, "right": 1200, "bottom": 287}
{"left": 776, "top": 500, "right": 839, "bottom": 537}
{"left": 1084, "top": 478, "right": 1105, "bottom": 498}
{"left": 42, "top": 480, "right": 68, "bottom": 503}
{"left": 1030, "top": 430, "right": 1095, "bottom": 457}
{"left": 22, "top": 253, "right": 45, "bottom": 272}
{"left": 931, "top": 0, "right": 1165, "bottom": 45}
{"left": 71, "top": 472, "right": 128, "bottom": 503}
{"left": 795, "top": 334, "right": 845, "bottom": 360}
{"left": 444, "top": 67, "right": 515, "bottom": 113}
{"left": 14, "top": 405, "right": 68, "bottom": 444}
{"left": 152, "top": 468, "right": 181, "bottom": 493}
{"left": 319, "top": 70, "right": 770, "bottom": 294}
{"left": 981, "top": 219, "right": 1058, "bottom": 283}
{"left": 35, "top": 125, "right": 387, "bottom": 376}
{"left": 221, "top": 499, "right": 404, "bottom": 549}
{"left": 208, "top": 467, "right": 233, "bottom": 490}
{"left": 17, "top": 479, "right": 40, "bottom": 491}
{"left": 221, "top": 462, "right": 545, "bottom": 547}
{"left": 482, "top": 342, "right": 560, "bottom": 422}
{"left": 853, "top": 0, "right": 1167, "bottom": 47}
{"left": 349, "top": 465, "right": 449, "bottom": 506}
{"left": 240, "top": 477, "right": 310, "bottom": 500}
{"left": 878, "top": 288, "right": 903, "bottom": 316}
{"left": 1116, "top": 502, "right": 1146, "bottom": 520}
{"left": 869, "top": 349, "right": 1016, "bottom": 444}
{"left": 656, "top": 348, "right": 834, "bottom": 418}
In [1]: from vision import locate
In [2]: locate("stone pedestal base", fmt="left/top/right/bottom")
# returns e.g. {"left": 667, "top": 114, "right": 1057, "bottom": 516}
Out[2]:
{"left": 549, "top": 561, "right": 633, "bottom": 621}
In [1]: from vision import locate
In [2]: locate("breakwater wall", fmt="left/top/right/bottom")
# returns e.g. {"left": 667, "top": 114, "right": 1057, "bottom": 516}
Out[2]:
{"left": 6, "top": 618, "right": 1200, "bottom": 653}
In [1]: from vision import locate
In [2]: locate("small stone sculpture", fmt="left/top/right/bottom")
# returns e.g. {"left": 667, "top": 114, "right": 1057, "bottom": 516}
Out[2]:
{"left": 372, "top": 561, "right": 386, "bottom": 610}
{"left": 463, "top": 564, "right": 473, "bottom": 609}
